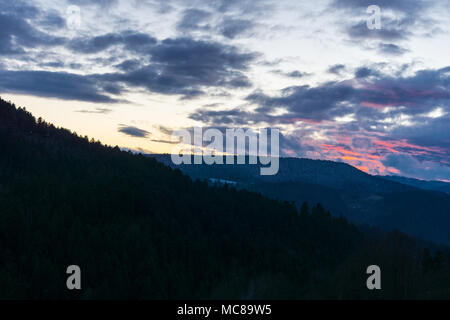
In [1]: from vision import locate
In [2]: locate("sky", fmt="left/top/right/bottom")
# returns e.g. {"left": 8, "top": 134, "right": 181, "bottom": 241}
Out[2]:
{"left": 0, "top": 0, "right": 449, "bottom": 181}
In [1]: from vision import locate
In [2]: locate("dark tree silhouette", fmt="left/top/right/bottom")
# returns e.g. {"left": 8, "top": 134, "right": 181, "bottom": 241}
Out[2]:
{"left": 0, "top": 98, "right": 449, "bottom": 299}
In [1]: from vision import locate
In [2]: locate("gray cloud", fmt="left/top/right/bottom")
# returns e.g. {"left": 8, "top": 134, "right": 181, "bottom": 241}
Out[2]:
{"left": 383, "top": 153, "right": 450, "bottom": 181}
{"left": 355, "top": 67, "right": 374, "bottom": 78}
{"left": 150, "top": 139, "right": 180, "bottom": 144}
{"left": 176, "top": 9, "right": 212, "bottom": 32}
{"left": 0, "top": 69, "right": 117, "bottom": 103}
{"left": 328, "top": 64, "right": 346, "bottom": 75}
{"left": 331, "top": 0, "right": 428, "bottom": 16}
{"left": 352, "top": 137, "right": 372, "bottom": 150}
{"left": 389, "top": 114, "right": 450, "bottom": 153}
{"left": 68, "top": 32, "right": 157, "bottom": 54}
{"left": 68, "top": 0, "right": 118, "bottom": 8}
{"left": 247, "top": 83, "right": 356, "bottom": 122}
{"left": 190, "top": 65, "right": 450, "bottom": 127}
{"left": 272, "top": 69, "right": 310, "bottom": 78}
{"left": 346, "top": 20, "right": 409, "bottom": 41}
{"left": 219, "top": 18, "right": 254, "bottom": 39}
{"left": 378, "top": 43, "right": 408, "bottom": 56}
{"left": 1, "top": 22, "right": 259, "bottom": 100}
{"left": 114, "top": 59, "right": 142, "bottom": 71}
{"left": 98, "top": 37, "right": 258, "bottom": 98}
{"left": 118, "top": 125, "right": 150, "bottom": 138}
{"left": 331, "top": 0, "right": 437, "bottom": 56}
{"left": 76, "top": 108, "right": 112, "bottom": 114}
{"left": 39, "top": 10, "right": 66, "bottom": 29}
{"left": 0, "top": 9, "right": 64, "bottom": 55}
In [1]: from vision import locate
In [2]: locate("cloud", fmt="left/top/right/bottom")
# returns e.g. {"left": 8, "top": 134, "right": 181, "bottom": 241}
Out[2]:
{"left": 176, "top": 9, "right": 212, "bottom": 32}
{"left": 352, "top": 137, "right": 372, "bottom": 150}
{"left": 189, "top": 65, "right": 450, "bottom": 179}
{"left": 272, "top": 70, "right": 310, "bottom": 78}
{"left": 68, "top": 32, "right": 157, "bottom": 54}
{"left": 191, "top": 65, "right": 450, "bottom": 125}
{"left": 219, "top": 18, "right": 254, "bottom": 39}
{"left": 346, "top": 20, "right": 409, "bottom": 41}
{"left": 331, "top": 0, "right": 428, "bottom": 16}
{"left": 328, "top": 64, "right": 346, "bottom": 75}
{"left": 1, "top": 0, "right": 448, "bottom": 181}
{"left": 68, "top": 0, "right": 118, "bottom": 8}
{"left": 39, "top": 10, "right": 66, "bottom": 29}
{"left": 154, "top": 125, "right": 174, "bottom": 136}
{"left": 98, "top": 37, "right": 258, "bottom": 98}
{"left": 330, "top": 0, "right": 438, "bottom": 56}
{"left": 0, "top": 0, "right": 40, "bottom": 19}
{"left": 118, "top": 125, "right": 150, "bottom": 138}
{"left": 286, "top": 71, "right": 310, "bottom": 78}
{"left": 42, "top": 61, "right": 65, "bottom": 68}
{"left": 354, "top": 67, "right": 373, "bottom": 78}
{"left": 389, "top": 114, "right": 450, "bottom": 154}
{"left": 150, "top": 139, "right": 180, "bottom": 144}
{"left": 172, "top": 0, "right": 270, "bottom": 39}
{"left": 195, "top": 0, "right": 273, "bottom": 15}
{"left": 383, "top": 153, "right": 450, "bottom": 181}
{"left": 189, "top": 108, "right": 252, "bottom": 126}
{"left": 1, "top": 19, "right": 258, "bottom": 100}
{"left": 378, "top": 43, "right": 408, "bottom": 56}
{"left": 246, "top": 83, "right": 356, "bottom": 122}
{"left": 76, "top": 108, "right": 112, "bottom": 114}
{"left": 0, "top": 70, "right": 117, "bottom": 103}
{"left": 0, "top": 9, "right": 64, "bottom": 55}
{"left": 114, "top": 59, "right": 142, "bottom": 71}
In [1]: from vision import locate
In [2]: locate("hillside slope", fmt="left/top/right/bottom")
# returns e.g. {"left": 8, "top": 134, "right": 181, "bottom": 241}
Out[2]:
{"left": 151, "top": 155, "right": 450, "bottom": 245}
{"left": 0, "top": 98, "right": 449, "bottom": 299}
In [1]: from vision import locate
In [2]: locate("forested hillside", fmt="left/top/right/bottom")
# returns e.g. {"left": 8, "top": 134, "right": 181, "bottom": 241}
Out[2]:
{"left": 0, "top": 98, "right": 449, "bottom": 299}
{"left": 151, "top": 155, "right": 450, "bottom": 245}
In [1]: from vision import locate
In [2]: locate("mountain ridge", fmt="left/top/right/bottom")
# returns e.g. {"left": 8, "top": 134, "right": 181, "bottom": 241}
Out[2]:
{"left": 149, "top": 154, "right": 450, "bottom": 245}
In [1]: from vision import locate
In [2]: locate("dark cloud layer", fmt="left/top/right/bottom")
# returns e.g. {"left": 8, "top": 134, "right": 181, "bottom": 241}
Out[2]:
{"left": 176, "top": 10, "right": 256, "bottom": 40}
{"left": 383, "top": 153, "right": 450, "bottom": 181}
{"left": 68, "top": 32, "right": 157, "bottom": 54}
{"left": 248, "top": 66, "right": 450, "bottom": 122}
{"left": 176, "top": 9, "right": 212, "bottom": 32}
{"left": 0, "top": 20, "right": 258, "bottom": 100}
{"left": 328, "top": 64, "right": 346, "bottom": 75}
{"left": 219, "top": 18, "right": 255, "bottom": 39}
{"left": 0, "top": 70, "right": 117, "bottom": 103}
{"left": 331, "top": 0, "right": 437, "bottom": 56}
{"left": 189, "top": 63, "right": 450, "bottom": 179}
{"left": 118, "top": 125, "right": 150, "bottom": 138}
{"left": 68, "top": 0, "right": 118, "bottom": 8}
{"left": 100, "top": 37, "right": 258, "bottom": 98}
{"left": 0, "top": 8, "right": 64, "bottom": 55}
{"left": 378, "top": 43, "right": 408, "bottom": 55}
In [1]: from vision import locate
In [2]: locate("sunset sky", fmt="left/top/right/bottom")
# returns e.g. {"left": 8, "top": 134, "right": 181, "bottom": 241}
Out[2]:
{"left": 0, "top": 0, "right": 449, "bottom": 180}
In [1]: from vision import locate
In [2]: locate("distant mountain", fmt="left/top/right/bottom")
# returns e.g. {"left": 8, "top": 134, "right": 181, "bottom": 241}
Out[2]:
{"left": 152, "top": 155, "right": 410, "bottom": 191}
{"left": 382, "top": 175, "right": 450, "bottom": 194}
{"left": 151, "top": 154, "right": 450, "bottom": 246}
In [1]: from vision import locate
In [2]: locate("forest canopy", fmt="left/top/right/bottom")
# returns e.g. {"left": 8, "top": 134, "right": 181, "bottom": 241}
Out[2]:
{"left": 0, "top": 98, "right": 449, "bottom": 299}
